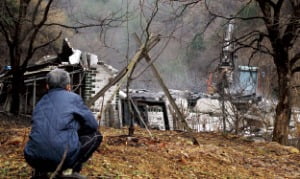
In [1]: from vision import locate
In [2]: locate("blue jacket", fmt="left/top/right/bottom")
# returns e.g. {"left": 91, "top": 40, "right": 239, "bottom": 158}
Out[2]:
{"left": 24, "top": 88, "right": 98, "bottom": 166}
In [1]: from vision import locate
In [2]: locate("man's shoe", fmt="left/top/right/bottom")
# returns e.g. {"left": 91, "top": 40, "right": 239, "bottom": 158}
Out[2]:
{"left": 59, "top": 172, "right": 87, "bottom": 179}
{"left": 70, "top": 172, "right": 87, "bottom": 179}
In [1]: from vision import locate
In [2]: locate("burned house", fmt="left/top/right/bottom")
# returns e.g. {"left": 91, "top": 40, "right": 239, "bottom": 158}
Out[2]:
{"left": 0, "top": 36, "right": 270, "bottom": 137}
{"left": 0, "top": 38, "right": 185, "bottom": 131}
{"left": 119, "top": 89, "right": 170, "bottom": 130}
{"left": 0, "top": 39, "right": 120, "bottom": 127}
{"left": 118, "top": 89, "right": 207, "bottom": 131}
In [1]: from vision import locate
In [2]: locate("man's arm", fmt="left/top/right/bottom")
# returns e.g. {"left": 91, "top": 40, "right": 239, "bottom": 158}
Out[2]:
{"left": 73, "top": 95, "right": 98, "bottom": 134}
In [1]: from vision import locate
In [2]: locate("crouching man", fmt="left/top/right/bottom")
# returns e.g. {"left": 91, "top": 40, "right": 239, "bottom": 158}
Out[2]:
{"left": 24, "top": 69, "right": 102, "bottom": 178}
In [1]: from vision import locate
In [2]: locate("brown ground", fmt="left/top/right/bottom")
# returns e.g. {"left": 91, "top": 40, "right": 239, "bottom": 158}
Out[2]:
{"left": 0, "top": 114, "right": 299, "bottom": 179}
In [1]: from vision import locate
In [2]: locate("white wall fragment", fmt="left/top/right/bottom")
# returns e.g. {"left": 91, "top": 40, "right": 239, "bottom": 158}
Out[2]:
{"left": 89, "top": 54, "right": 98, "bottom": 68}
{"left": 69, "top": 49, "right": 82, "bottom": 64}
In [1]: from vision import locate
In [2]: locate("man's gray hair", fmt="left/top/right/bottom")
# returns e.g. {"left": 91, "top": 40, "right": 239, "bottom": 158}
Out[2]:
{"left": 46, "top": 69, "right": 71, "bottom": 89}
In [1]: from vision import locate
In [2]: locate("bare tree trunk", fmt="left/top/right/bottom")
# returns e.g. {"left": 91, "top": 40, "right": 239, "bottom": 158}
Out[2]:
{"left": 9, "top": 47, "right": 23, "bottom": 114}
{"left": 273, "top": 66, "right": 291, "bottom": 145}
{"left": 10, "top": 69, "right": 24, "bottom": 114}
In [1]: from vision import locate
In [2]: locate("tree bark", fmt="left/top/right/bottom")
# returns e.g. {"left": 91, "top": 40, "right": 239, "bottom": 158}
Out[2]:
{"left": 272, "top": 51, "right": 292, "bottom": 145}
{"left": 10, "top": 69, "right": 24, "bottom": 114}
{"left": 257, "top": 0, "right": 294, "bottom": 145}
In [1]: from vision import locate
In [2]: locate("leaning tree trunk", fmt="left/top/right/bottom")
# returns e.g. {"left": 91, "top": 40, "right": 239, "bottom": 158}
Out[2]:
{"left": 272, "top": 57, "right": 292, "bottom": 145}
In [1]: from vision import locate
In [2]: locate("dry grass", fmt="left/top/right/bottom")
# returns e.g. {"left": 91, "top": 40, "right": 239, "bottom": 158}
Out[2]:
{"left": 0, "top": 115, "right": 299, "bottom": 178}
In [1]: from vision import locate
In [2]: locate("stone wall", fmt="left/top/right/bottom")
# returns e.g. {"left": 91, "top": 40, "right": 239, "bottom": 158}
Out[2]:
{"left": 83, "top": 63, "right": 120, "bottom": 128}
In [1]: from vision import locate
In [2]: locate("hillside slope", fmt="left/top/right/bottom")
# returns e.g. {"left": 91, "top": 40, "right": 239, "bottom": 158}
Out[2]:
{"left": 0, "top": 116, "right": 299, "bottom": 178}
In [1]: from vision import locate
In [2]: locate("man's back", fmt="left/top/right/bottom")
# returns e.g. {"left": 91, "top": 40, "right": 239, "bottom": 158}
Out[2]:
{"left": 24, "top": 88, "right": 98, "bottom": 169}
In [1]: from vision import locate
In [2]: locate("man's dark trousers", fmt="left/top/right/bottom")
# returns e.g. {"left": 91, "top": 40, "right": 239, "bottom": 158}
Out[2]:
{"left": 25, "top": 131, "right": 102, "bottom": 173}
{"left": 72, "top": 131, "right": 103, "bottom": 172}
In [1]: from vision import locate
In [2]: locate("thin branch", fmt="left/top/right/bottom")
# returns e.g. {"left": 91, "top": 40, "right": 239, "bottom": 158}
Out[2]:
{"left": 27, "top": 31, "right": 62, "bottom": 62}
{"left": 23, "top": 0, "right": 54, "bottom": 68}
{"left": 276, "top": 0, "right": 284, "bottom": 10}
{"left": 290, "top": 52, "right": 300, "bottom": 67}
{"left": 131, "top": 25, "right": 177, "bottom": 80}
{"left": 36, "top": 0, "right": 53, "bottom": 27}
{"left": 173, "top": 0, "right": 202, "bottom": 19}
{"left": 44, "top": 18, "right": 124, "bottom": 29}
{"left": 49, "top": 147, "right": 68, "bottom": 179}
{"left": 205, "top": 0, "right": 266, "bottom": 21}
{"left": 224, "top": 29, "right": 273, "bottom": 56}
{"left": 235, "top": 40, "right": 273, "bottom": 56}
{"left": 145, "top": 0, "right": 159, "bottom": 39}
{"left": 256, "top": 0, "right": 273, "bottom": 25}
{"left": 31, "top": 0, "right": 42, "bottom": 24}
{"left": 3, "top": 1, "right": 15, "bottom": 25}
{"left": 247, "top": 49, "right": 259, "bottom": 66}
{"left": 0, "top": 22, "right": 12, "bottom": 46}
{"left": 282, "top": 13, "right": 300, "bottom": 47}
{"left": 292, "top": 66, "right": 300, "bottom": 75}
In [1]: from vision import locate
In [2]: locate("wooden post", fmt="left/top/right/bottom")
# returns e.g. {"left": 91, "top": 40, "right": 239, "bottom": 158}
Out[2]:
{"left": 32, "top": 80, "right": 36, "bottom": 109}
{"left": 79, "top": 73, "right": 82, "bottom": 96}
{"left": 133, "top": 33, "right": 193, "bottom": 132}
{"left": 25, "top": 86, "right": 28, "bottom": 114}
{"left": 129, "top": 97, "right": 153, "bottom": 138}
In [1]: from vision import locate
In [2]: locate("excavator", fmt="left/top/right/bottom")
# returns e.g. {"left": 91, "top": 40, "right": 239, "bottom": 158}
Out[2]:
{"left": 206, "top": 18, "right": 261, "bottom": 113}
{"left": 207, "top": 19, "right": 235, "bottom": 95}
